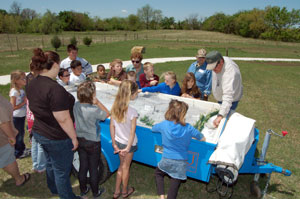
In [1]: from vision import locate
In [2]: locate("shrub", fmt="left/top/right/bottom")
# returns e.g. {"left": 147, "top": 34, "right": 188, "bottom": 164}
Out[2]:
{"left": 51, "top": 35, "right": 61, "bottom": 51}
{"left": 70, "top": 36, "right": 77, "bottom": 46}
{"left": 83, "top": 36, "right": 92, "bottom": 47}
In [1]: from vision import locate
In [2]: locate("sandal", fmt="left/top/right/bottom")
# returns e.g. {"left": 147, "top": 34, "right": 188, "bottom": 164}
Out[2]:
{"left": 122, "top": 187, "right": 135, "bottom": 198}
{"left": 16, "top": 173, "right": 30, "bottom": 186}
{"left": 113, "top": 192, "right": 121, "bottom": 199}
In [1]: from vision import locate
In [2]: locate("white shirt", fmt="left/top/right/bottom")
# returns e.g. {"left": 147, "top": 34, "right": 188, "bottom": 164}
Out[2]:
{"left": 57, "top": 79, "right": 73, "bottom": 87}
{"left": 69, "top": 73, "right": 86, "bottom": 85}
{"left": 9, "top": 88, "right": 26, "bottom": 117}
{"left": 212, "top": 56, "right": 243, "bottom": 116}
{"left": 60, "top": 56, "right": 93, "bottom": 75}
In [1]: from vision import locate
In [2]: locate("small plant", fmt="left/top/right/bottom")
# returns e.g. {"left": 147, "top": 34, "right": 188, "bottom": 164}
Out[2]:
{"left": 83, "top": 36, "right": 92, "bottom": 47}
{"left": 140, "top": 115, "right": 155, "bottom": 127}
{"left": 51, "top": 35, "right": 61, "bottom": 51}
{"left": 194, "top": 110, "right": 219, "bottom": 132}
{"left": 70, "top": 36, "right": 77, "bottom": 46}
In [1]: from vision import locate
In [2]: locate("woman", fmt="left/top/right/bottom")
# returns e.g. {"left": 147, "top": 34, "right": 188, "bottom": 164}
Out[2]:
{"left": 26, "top": 48, "right": 79, "bottom": 199}
{"left": 126, "top": 52, "right": 144, "bottom": 86}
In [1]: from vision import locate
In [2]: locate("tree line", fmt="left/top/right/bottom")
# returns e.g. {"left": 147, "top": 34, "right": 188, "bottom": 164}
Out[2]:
{"left": 1, "top": 2, "right": 300, "bottom": 42}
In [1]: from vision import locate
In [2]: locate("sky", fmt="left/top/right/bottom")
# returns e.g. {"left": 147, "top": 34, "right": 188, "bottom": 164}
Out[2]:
{"left": 1, "top": 0, "right": 300, "bottom": 21}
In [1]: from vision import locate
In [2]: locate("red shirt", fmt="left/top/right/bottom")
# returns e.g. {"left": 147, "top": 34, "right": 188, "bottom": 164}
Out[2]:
{"left": 139, "top": 73, "right": 159, "bottom": 88}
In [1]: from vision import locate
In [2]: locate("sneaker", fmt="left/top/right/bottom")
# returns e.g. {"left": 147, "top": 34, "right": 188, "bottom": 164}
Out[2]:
{"left": 93, "top": 187, "right": 105, "bottom": 198}
{"left": 80, "top": 187, "right": 90, "bottom": 197}
{"left": 19, "top": 148, "right": 31, "bottom": 159}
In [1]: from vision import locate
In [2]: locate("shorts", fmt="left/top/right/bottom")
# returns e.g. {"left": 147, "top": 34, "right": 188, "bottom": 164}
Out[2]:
{"left": 115, "top": 141, "right": 137, "bottom": 153}
{"left": 0, "top": 144, "right": 16, "bottom": 168}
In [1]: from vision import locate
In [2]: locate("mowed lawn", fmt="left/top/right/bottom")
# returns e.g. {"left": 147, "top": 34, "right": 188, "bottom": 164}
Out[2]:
{"left": 0, "top": 33, "right": 299, "bottom": 199}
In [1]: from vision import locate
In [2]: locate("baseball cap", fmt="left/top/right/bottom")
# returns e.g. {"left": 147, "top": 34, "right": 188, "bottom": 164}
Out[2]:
{"left": 206, "top": 51, "right": 223, "bottom": 70}
{"left": 126, "top": 65, "right": 136, "bottom": 73}
{"left": 196, "top": 49, "right": 207, "bottom": 58}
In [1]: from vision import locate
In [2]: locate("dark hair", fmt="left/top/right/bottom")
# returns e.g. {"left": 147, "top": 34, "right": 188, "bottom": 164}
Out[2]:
{"left": 30, "top": 48, "right": 60, "bottom": 72}
{"left": 181, "top": 72, "right": 200, "bottom": 97}
{"left": 77, "top": 81, "right": 95, "bottom": 104}
{"left": 67, "top": 44, "right": 78, "bottom": 52}
{"left": 70, "top": 60, "right": 82, "bottom": 69}
{"left": 58, "top": 68, "right": 68, "bottom": 77}
{"left": 97, "top": 65, "right": 105, "bottom": 71}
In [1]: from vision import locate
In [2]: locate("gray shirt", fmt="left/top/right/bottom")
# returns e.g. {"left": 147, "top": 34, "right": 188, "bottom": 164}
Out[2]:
{"left": 73, "top": 102, "right": 107, "bottom": 142}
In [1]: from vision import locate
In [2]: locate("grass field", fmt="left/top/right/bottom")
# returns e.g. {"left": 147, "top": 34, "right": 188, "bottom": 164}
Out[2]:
{"left": 0, "top": 31, "right": 299, "bottom": 199}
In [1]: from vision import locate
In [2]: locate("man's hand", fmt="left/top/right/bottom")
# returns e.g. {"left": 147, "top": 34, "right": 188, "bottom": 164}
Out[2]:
{"left": 213, "top": 115, "right": 223, "bottom": 127}
{"left": 71, "top": 138, "right": 78, "bottom": 151}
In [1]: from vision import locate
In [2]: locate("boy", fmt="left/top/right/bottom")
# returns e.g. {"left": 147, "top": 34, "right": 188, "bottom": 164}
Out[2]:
{"left": 70, "top": 60, "right": 86, "bottom": 85}
{"left": 126, "top": 65, "right": 141, "bottom": 88}
{"left": 92, "top": 65, "right": 107, "bottom": 83}
{"left": 57, "top": 68, "right": 72, "bottom": 87}
{"left": 139, "top": 62, "right": 159, "bottom": 88}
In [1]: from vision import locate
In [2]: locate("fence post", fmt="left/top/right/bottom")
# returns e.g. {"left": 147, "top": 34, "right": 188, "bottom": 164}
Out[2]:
{"left": 226, "top": 48, "right": 229, "bottom": 56}
{"left": 7, "top": 34, "right": 13, "bottom": 54}
{"left": 41, "top": 36, "right": 44, "bottom": 49}
{"left": 124, "top": 33, "right": 127, "bottom": 41}
{"left": 16, "top": 36, "right": 19, "bottom": 51}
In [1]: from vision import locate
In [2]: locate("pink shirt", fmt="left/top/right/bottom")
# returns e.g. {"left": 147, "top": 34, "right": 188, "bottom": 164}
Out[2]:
{"left": 112, "top": 106, "right": 138, "bottom": 146}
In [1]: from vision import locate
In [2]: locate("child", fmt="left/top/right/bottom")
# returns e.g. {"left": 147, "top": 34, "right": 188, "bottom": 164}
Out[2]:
{"left": 126, "top": 65, "right": 141, "bottom": 88}
{"left": 140, "top": 71, "right": 181, "bottom": 96}
{"left": 9, "top": 70, "right": 27, "bottom": 159}
{"left": 70, "top": 60, "right": 86, "bottom": 84}
{"left": 139, "top": 62, "right": 159, "bottom": 88}
{"left": 73, "top": 81, "right": 110, "bottom": 198}
{"left": 107, "top": 59, "right": 127, "bottom": 86}
{"left": 57, "top": 68, "right": 72, "bottom": 87}
{"left": 152, "top": 100, "right": 205, "bottom": 199}
{"left": 181, "top": 72, "right": 201, "bottom": 99}
{"left": 93, "top": 65, "right": 107, "bottom": 83}
{"left": 110, "top": 80, "right": 138, "bottom": 199}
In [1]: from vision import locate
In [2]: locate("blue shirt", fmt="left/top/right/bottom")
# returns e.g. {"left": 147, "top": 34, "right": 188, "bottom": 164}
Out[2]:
{"left": 152, "top": 120, "right": 203, "bottom": 160}
{"left": 141, "top": 82, "right": 181, "bottom": 96}
{"left": 187, "top": 61, "right": 212, "bottom": 95}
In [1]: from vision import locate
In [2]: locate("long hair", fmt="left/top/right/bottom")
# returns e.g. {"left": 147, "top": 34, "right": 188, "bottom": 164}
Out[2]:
{"left": 10, "top": 70, "right": 25, "bottom": 90}
{"left": 109, "top": 59, "right": 124, "bottom": 79}
{"left": 30, "top": 48, "right": 60, "bottom": 72}
{"left": 111, "top": 80, "right": 138, "bottom": 123}
{"left": 181, "top": 72, "right": 200, "bottom": 97}
{"left": 165, "top": 99, "right": 188, "bottom": 126}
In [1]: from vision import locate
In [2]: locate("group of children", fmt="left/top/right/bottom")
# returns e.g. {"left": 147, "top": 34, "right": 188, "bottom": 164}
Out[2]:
{"left": 9, "top": 50, "right": 206, "bottom": 199}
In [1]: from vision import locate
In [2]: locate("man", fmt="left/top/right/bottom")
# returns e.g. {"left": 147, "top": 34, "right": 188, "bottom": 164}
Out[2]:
{"left": 187, "top": 49, "right": 212, "bottom": 101}
{"left": 60, "top": 44, "right": 93, "bottom": 76}
{"left": 206, "top": 51, "right": 243, "bottom": 127}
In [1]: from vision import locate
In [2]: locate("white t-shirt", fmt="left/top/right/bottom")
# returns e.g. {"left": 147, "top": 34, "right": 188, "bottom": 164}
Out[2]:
{"left": 69, "top": 73, "right": 86, "bottom": 85}
{"left": 112, "top": 106, "right": 138, "bottom": 146}
{"left": 9, "top": 88, "right": 26, "bottom": 117}
{"left": 60, "top": 57, "right": 93, "bottom": 75}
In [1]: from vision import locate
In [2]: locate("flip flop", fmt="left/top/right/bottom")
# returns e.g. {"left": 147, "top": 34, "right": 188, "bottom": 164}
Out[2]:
{"left": 122, "top": 187, "right": 135, "bottom": 198}
{"left": 113, "top": 192, "right": 121, "bottom": 199}
{"left": 16, "top": 173, "right": 30, "bottom": 186}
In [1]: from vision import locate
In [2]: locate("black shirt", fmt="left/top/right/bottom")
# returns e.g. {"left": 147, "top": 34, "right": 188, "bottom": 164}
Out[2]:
{"left": 26, "top": 75, "right": 75, "bottom": 140}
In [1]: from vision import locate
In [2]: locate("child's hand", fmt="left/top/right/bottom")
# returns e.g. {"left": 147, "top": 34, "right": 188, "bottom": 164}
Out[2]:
{"left": 119, "top": 148, "right": 130, "bottom": 156}
{"left": 138, "top": 89, "right": 142, "bottom": 93}
{"left": 200, "top": 137, "right": 206, "bottom": 142}
{"left": 113, "top": 144, "right": 120, "bottom": 154}
{"left": 150, "top": 80, "right": 158, "bottom": 86}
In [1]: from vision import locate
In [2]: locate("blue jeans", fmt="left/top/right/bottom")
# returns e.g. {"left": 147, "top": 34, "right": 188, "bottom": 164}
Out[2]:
{"left": 13, "top": 117, "right": 25, "bottom": 158}
{"left": 218, "top": 101, "right": 239, "bottom": 111}
{"left": 33, "top": 132, "right": 76, "bottom": 199}
{"left": 31, "top": 136, "right": 46, "bottom": 171}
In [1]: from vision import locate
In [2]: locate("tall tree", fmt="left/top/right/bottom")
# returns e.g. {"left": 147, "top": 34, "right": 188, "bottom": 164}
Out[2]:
{"left": 137, "top": 4, "right": 162, "bottom": 29}
{"left": 10, "top": 1, "right": 22, "bottom": 16}
{"left": 21, "top": 8, "right": 37, "bottom": 20}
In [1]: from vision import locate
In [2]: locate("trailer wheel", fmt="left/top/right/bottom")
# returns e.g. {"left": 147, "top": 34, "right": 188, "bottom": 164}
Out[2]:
{"left": 72, "top": 151, "right": 111, "bottom": 185}
{"left": 250, "top": 181, "right": 261, "bottom": 198}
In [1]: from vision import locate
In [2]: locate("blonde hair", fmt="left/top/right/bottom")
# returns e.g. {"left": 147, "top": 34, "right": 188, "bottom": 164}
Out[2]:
{"left": 10, "top": 70, "right": 26, "bottom": 90}
{"left": 110, "top": 59, "right": 123, "bottom": 68}
{"left": 143, "top": 62, "right": 154, "bottom": 71}
{"left": 165, "top": 99, "right": 188, "bottom": 126}
{"left": 161, "top": 71, "right": 176, "bottom": 81}
{"left": 77, "top": 81, "right": 95, "bottom": 104}
{"left": 111, "top": 80, "right": 139, "bottom": 123}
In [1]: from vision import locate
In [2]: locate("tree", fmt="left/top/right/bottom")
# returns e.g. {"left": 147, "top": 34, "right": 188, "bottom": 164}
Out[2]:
{"left": 127, "top": 14, "right": 141, "bottom": 31}
{"left": 137, "top": 4, "right": 162, "bottom": 29}
{"left": 21, "top": 8, "right": 37, "bottom": 20}
{"left": 83, "top": 37, "right": 92, "bottom": 47}
{"left": 70, "top": 36, "right": 77, "bottom": 46}
{"left": 51, "top": 35, "right": 61, "bottom": 51}
{"left": 186, "top": 14, "right": 201, "bottom": 30}
{"left": 160, "top": 17, "right": 175, "bottom": 29}
{"left": 10, "top": 1, "right": 21, "bottom": 16}
{"left": 39, "top": 10, "right": 61, "bottom": 34}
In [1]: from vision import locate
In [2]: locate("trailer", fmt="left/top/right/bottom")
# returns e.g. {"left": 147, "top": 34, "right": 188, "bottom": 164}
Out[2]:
{"left": 70, "top": 82, "right": 291, "bottom": 199}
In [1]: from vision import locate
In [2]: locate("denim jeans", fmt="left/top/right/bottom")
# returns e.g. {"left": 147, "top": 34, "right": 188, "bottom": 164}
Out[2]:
{"left": 33, "top": 132, "right": 76, "bottom": 199}
{"left": 77, "top": 137, "right": 101, "bottom": 196}
{"left": 13, "top": 117, "right": 25, "bottom": 158}
{"left": 218, "top": 101, "right": 239, "bottom": 111}
{"left": 31, "top": 136, "right": 46, "bottom": 171}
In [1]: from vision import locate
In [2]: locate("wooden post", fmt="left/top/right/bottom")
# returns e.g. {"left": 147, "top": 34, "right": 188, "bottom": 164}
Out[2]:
{"left": 124, "top": 33, "right": 127, "bottom": 41}
{"left": 16, "top": 36, "right": 19, "bottom": 51}
{"left": 7, "top": 34, "right": 13, "bottom": 54}
{"left": 41, "top": 36, "right": 44, "bottom": 49}
{"left": 226, "top": 48, "right": 229, "bottom": 56}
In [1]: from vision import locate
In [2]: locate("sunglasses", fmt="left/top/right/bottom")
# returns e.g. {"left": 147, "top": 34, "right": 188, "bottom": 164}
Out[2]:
{"left": 63, "top": 74, "right": 70, "bottom": 77}
{"left": 132, "top": 60, "right": 140, "bottom": 64}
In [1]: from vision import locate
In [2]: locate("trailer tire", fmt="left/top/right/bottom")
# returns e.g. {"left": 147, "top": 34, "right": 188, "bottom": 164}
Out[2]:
{"left": 72, "top": 151, "right": 111, "bottom": 185}
{"left": 250, "top": 181, "right": 261, "bottom": 198}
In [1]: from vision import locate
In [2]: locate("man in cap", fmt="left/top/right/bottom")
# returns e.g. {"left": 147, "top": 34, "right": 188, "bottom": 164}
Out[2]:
{"left": 206, "top": 51, "right": 243, "bottom": 127}
{"left": 187, "top": 49, "right": 212, "bottom": 101}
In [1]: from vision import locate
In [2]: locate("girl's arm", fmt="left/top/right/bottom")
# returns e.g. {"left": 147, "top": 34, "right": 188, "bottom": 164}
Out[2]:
{"left": 110, "top": 119, "right": 120, "bottom": 153}
{"left": 10, "top": 96, "right": 26, "bottom": 111}
{"left": 121, "top": 117, "right": 137, "bottom": 155}
{"left": 52, "top": 110, "right": 78, "bottom": 151}
{"left": 108, "top": 78, "right": 122, "bottom": 86}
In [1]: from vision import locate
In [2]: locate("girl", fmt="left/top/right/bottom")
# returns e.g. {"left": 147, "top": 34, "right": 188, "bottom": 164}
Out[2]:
{"left": 181, "top": 72, "right": 201, "bottom": 99}
{"left": 9, "top": 70, "right": 27, "bottom": 159}
{"left": 73, "top": 81, "right": 109, "bottom": 198}
{"left": 152, "top": 99, "right": 205, "bottom": 199}
{"left": 107, "top": 59, "right": 127, "bottom": 86}
{"left": 140, "top": 71, "right": 181, "bottom": 96}
{"left": 110, "top": 80, "right": 139, "bottom": 199}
